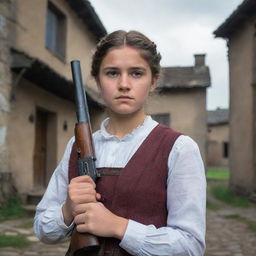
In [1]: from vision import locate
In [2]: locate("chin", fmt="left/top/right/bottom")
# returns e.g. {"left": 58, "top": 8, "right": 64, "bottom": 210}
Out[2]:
{"left": 117, "top": 110, "right": 136, "bottom": 115}
{"left": 114, "top": 108, "right": 142, "bottom": 116}
{"left": 108, "top": 104, "right": 144, "bottom": 116}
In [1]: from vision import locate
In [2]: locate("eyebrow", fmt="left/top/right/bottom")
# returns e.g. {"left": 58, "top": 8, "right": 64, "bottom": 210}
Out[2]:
{"left": 129, "top": 67, "right": 147, "bottom": 71}
{"left": 102, "top": 66, "right": 147, "bottom": 71}
{"left": 102, "top": 67, "right": 119, "bottom": 71}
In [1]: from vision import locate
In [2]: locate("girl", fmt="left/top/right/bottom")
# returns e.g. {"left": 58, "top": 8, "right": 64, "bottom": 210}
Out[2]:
{"left": 34, "top": 30, "right": 206, "bottom": 256}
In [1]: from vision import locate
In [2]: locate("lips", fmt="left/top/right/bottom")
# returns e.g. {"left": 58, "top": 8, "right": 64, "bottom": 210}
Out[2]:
{"left": 116, "top": 95, "right": 133, "bottom": 100}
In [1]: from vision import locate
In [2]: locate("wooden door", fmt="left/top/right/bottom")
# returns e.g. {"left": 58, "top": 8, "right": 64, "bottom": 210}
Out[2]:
{"left": 34, "top": 110, "right": 47, "bottom": 188}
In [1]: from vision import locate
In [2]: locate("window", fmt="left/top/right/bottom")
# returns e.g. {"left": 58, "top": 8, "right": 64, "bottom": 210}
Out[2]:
{"left": 45, "top": 2, "right": 66, "bottom": 59}
{"left": 223, "top": 142, "right": 229, "bottom": 158}
{"left": 151, "top": 113, "right": 170, "bottom": 127}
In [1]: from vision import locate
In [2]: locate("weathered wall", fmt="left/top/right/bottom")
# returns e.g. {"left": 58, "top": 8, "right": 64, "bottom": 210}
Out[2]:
{"left": 8, "top": 76, "right": 77, "bottom": 193}
{"left": 8, "top": 77, "right": 105, "bottom": 194}
{"left": 146, "top": 88, "right": 207, "bottom": 163}
{"left": 228, "top": 18, "right": 255, "bottom": 194}
{"left": 13, "top": 0, "right": 98, "bottom": 89}
{"left": 0, "top": 0, "right": 16, "bottom": 201}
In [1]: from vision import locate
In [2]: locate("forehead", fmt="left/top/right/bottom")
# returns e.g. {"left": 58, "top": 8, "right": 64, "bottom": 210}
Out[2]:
{"left": 100, "top": 46, "right": 150, "bottom": 68}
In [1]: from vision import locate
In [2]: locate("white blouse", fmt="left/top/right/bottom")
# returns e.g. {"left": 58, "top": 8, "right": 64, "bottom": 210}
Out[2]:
{"left": 34, "top": 116, "right": 206, "bottom": 256}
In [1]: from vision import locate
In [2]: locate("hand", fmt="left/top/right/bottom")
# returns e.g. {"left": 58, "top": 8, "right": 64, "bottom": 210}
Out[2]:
{"left": 62, "top": 176, "right": 101, "bottom": 226}
{"left": 74, "top": 202, "right": 128, "bottom": 240}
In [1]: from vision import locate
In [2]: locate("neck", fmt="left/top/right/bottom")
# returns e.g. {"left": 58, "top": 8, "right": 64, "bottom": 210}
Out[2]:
{"left": 106, "top": 110, "right": 146, "bottom": 139}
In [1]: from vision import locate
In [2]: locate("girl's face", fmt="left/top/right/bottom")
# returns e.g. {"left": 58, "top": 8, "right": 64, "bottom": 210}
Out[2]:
{"left": 97, "top": 46, "right": 157, "bottom": 116}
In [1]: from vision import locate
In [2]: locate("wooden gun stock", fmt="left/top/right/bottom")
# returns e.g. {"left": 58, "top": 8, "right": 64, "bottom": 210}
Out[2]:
{"left": 67, "top": 229, "right": 99, "bottom": 256}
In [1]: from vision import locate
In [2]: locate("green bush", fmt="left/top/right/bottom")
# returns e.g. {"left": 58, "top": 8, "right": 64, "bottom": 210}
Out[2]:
{"left": 211, "top": 184, "right": 253, "bottom": 207}
{"left": 206, "top": 168, "right": 229, "bottom": 180}
{"left": 0, "top": 234, "right": 31, "bottom": 248}
{"left": 206, "top": 200, "right": 221, "bottom": 211}
{"left": 0, "top": 196, "right": 27, "bottom": 221}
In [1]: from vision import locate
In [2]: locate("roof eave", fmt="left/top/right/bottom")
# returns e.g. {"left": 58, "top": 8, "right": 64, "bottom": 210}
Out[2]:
{"left": 157, "top": 84, "right": 210, "bottom": 91}
{"left": 10, "top": 48, "right": 104, "bottom": 108}
{"left": 214, "top": 0, "right": 256, "bottom": 38}
{"left": 65, "top": 0, "right": 107, "bottom": 40}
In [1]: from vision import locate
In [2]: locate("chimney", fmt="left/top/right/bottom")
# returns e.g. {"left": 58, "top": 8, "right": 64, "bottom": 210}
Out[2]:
{"left": 194, "top": 54, "right": 205, "bottom": 67}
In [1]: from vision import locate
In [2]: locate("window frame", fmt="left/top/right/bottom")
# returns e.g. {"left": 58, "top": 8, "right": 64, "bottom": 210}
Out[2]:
{"left": 45, "top": 2, "right": 67, "bottom": 61}
{"left": 151, "top": 113, "right": 171, "bottom": 127}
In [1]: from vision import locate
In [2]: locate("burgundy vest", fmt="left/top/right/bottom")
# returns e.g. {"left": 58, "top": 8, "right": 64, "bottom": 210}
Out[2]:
{"left": 68, "top": 124, "right": 181, "bottom": 256}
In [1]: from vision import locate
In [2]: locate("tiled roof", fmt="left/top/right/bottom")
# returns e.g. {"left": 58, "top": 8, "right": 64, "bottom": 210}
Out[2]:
{"left": 65, "top": 0, "right": 107, "bottom": 40}
{"left": 208, "top": 108, "right": 229, "bottom": 126}
{"left": 214, "top": 0, "right": 256, "bottom": 38}
{"left": 158, "top": 66, "right": 210, "bottom": 89}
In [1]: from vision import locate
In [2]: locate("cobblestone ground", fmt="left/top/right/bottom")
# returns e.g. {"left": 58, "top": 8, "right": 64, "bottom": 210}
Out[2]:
{"left": 205, "top": 207, "right": 256, "bottom": 256}
{"left": 0, "top": 191, "right": 255, "bottom": 255}
{"left": 0, "top": 218, "right": 69, "bottom": 256}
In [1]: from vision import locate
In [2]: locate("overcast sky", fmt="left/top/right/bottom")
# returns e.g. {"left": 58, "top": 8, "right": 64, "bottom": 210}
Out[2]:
{"left": 90, "top": 0, "right": 243, "bottom": 110}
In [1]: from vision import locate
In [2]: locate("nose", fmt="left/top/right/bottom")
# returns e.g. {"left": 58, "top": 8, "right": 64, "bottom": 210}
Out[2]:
{"left": 118, "top": 73, "right": 131, "bottom": 91}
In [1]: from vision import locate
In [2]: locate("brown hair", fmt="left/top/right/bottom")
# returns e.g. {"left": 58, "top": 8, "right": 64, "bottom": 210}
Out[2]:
{"left": 91, "top": 30, "right": 161, "bottom": 78}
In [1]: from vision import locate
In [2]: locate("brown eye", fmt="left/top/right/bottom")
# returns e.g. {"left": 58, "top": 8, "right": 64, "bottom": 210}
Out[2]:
{"left": 131, "top": 71, "right": 143, "bottom": 78}
{"left": 106, "top": 71, "right": 119, "bottom": 78}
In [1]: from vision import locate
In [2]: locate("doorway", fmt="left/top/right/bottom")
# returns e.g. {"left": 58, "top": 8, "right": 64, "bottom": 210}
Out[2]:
{"left": 33, "top": 107, "right": 57, "bottom": 189}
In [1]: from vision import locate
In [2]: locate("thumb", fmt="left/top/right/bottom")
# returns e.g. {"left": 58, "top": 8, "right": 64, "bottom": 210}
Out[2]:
{"left": 96, "top": 193, "right": 102, "bottom": 201}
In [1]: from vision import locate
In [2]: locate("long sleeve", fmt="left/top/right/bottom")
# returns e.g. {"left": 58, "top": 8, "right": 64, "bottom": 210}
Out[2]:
{"left": 119, "top": 136, "right": 206, "bottom": 256}
{"left": 34, "top": 137, "right": 75, "bottom": 243}
{"left": 34, "top": 116, "right": 206, "bottom": 255}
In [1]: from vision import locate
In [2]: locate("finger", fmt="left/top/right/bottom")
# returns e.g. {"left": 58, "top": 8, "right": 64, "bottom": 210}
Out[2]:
{"left": 97, "top": 202, "right": 104, "bottom": 207}
{"left": 73, "top": 202, "right": 98, "bottom": 216}
{"left": 68, "top": 184, "right": 96, "bottom": 194}
{"left": 70, "top": 194, "right": 97, "bottom": 205}
{"left": 74, "top": 213, "right": 86, "bottom": 225}
{"left": 73, "top": 204, "right": 87, "bottom": 215}
{"left": 96, "top": 193, "right": 101, "bottom": 201}
{"left": 69, "top": 182, "right": 96, "bottom": 188}
{"left": 68, "top": 183, "right": 97, "bottom": 197}
{"left": 69, "top": 187, "right": 97, "bottom": 196}
{"left": 70, "top": 175, "right": 95, "bottom": 185}
{"left": 76, "top": 223, "right": 89, "bottom": 233}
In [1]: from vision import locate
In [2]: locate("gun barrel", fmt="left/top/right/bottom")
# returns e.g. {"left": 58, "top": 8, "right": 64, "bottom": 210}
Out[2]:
{"left": 71, "top": 60, "right": 89, "bottom": 123}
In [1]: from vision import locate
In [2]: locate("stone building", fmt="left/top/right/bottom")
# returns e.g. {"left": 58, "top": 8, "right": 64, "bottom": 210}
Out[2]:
{"left": 214, "top": 0, "right": 256, "bottom": 198}
{"left": 0, "top": 0, "right": 106, "bottom": 201}
{"left": 148, "top": 54, "right": 210, "bottom": 162}
{"left": 207, "top": 108, "right": 229, "bottom": 168}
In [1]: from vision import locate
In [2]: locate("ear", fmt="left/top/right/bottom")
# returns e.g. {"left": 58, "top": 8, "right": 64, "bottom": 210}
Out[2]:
{"left": 150, "top": 74, "right": 158, "bottom": 92}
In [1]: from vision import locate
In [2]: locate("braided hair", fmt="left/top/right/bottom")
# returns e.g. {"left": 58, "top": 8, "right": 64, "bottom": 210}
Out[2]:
{"left": 91, "top": 30, "right": 161, "bottom": 79}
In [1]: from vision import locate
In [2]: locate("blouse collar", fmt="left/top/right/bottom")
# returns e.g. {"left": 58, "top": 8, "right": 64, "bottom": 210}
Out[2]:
{"left": 99, "top": 115, "right": 154, "bottom": 141}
